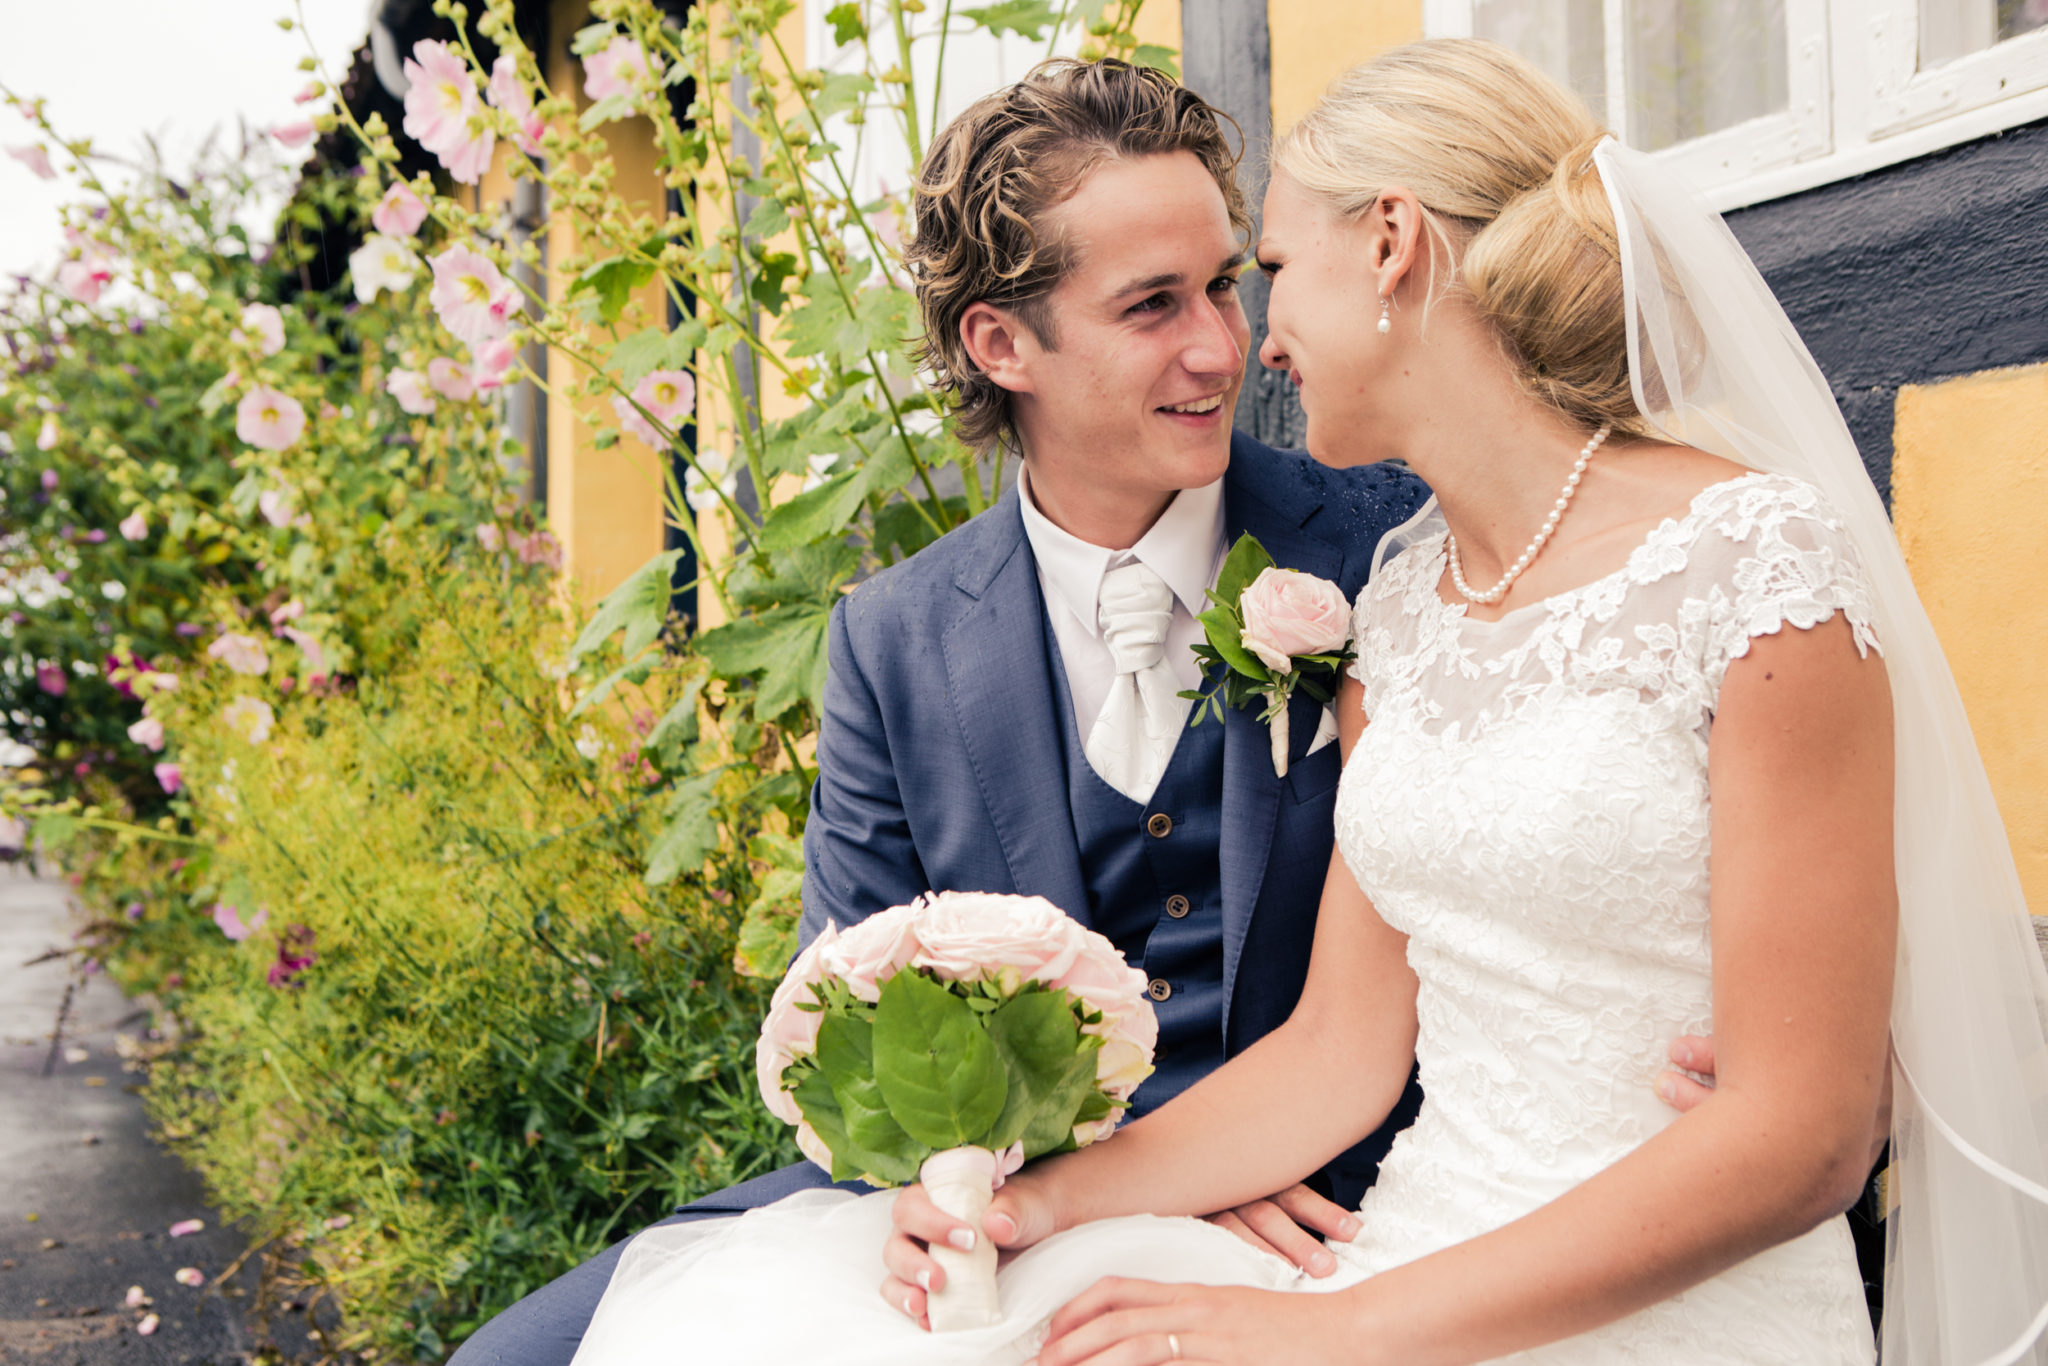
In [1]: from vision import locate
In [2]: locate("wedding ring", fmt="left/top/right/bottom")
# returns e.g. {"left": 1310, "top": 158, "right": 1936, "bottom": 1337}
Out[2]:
{"left": 1168, "top": 1333, "right": 1182, "bottom": 1360}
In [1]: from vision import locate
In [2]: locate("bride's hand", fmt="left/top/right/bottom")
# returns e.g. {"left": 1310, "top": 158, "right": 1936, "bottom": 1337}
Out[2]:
{"left": 1029, "top": 1278, "right": 1361, "bottom": 1365}
{"left": 880, "top": 1176, "right": 1061, "bottom": 1328}
{"left": 1203, "top": 1184, "right": 1359, "bottom": 1277}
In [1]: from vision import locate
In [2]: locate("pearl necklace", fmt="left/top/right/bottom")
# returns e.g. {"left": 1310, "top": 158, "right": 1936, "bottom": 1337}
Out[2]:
{"left": 1447, "top": 424, "right": 1612, "bottom": 605}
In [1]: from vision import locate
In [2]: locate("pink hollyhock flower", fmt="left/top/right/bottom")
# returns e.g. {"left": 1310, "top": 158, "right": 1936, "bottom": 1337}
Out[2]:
{"left": 118, "top": 511, "right": 147, "bottom": 541}
{"left": 349, "top": 233, "right": 421, "bottom": 303}
{"left": 428, "top": 243, "right": 517, "bottom": 343}
{"left": 153, "top": 762, "right": 182, "bottom": 794}
{"left": 57, "top": 249, "right": 113, "bottom": 304}
{"left": 469, "top": 337, "right": 517, "bottom": 391}
{"left": 137, "top": 1313, "right": 160, "bottom": 1336}
{"left": 235, "top": 302, "right": 286, "bottom": 356}
{"left": 426, "top": 357, "right": 475, "bottom": 402}
{"left": 475, "top": 524, "right": 502, "bottom": 552}
{"left": 584, "top": 36, "right": 659, "bottom": 102}
{"left": 1238, "top": 566, "right": 1353, "bottom": 673}
{"left": 235, "top": 386, "right": 306, "bottom": 451}
{"left": 611, "top": 369, "right": 695, "bottom": 446}
{"left": 168, "top": 1218, "right": 205, "bottom": 1238}
{"left": 34, "top": 662, "right": 66, "bottom": 696}
{"left": 293, "top": 81, "right": 323, "bottom": 105}
{"left": 488, "top": 56, "right": 546, "bottom": 157}
{"left": 7, "top": 144, "right": 55, "bottom": 180}
{"left": 267, "top": 923, "right": 317, "bottom": 988}
{"left": 210, "top": 904, "right": 266, "bottom": 942}
{"left": 207, "top": 633, "right": 271, "bottom": 676}
{"left": 222, "top": 695, "right": 276, "bottom": 744}
{"left": 127, "top": 716, "right": 165, "bottom": 752}
{"left": 268, "top": 599, "right": 305, "bottom": 626}
{"left": 282, "top": 627, "right": 327, "bottom": 678}
{"left": 386, "top": 368, "right": 436, "bottom": 415}
{"left": 512, "top": 528, "right": 562, "bottom": 570}
{"left": 174, "top": 1267, "right": 204, "bottom": 1287}
{"left": 371, "top": 181, "right": 428, "bottom": 238}
{"left": 37, "top": 419, "right": 58, "bottom": 452}
{"left": 402, "top": 40, "right": 494, "bottom": 185}
{"left": 257, "top": 488, "right": 294, "bottom": 527}
{"left": 271, "top": 120, "right": 317, "bottom": 149}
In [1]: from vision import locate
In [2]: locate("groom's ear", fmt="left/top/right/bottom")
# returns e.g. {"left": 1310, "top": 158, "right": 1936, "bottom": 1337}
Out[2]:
{"left": 959, "top": 301, "right": 1039, "bottom": 396}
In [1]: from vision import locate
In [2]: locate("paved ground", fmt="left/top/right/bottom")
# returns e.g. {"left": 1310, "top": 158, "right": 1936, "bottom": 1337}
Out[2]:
{"left": 0, "top": 866, "right": 321, "bottom": 1364}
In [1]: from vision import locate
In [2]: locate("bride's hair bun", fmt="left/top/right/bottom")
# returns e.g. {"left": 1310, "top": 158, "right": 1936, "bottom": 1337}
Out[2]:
{"left": 1274, "top": 39, "right": 1650, "bottom": 437}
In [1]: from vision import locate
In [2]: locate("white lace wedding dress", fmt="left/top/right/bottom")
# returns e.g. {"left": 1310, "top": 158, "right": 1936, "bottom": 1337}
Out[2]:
{"left": 571, "top": 472, "right": 1879, "bottom": 1365}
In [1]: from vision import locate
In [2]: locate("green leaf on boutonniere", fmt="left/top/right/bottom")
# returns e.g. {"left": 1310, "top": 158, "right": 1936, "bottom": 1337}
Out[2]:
{"left": 1209, "top": 534, "right": 1276, "bottom": 612}
{"left": 1196, "top": 602, "right": 1271, "bottom": 683}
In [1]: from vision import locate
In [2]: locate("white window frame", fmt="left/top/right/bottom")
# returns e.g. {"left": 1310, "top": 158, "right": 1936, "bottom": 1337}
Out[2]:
{"left": 1423, "top": 0, "right": 2048, "bottom": 210}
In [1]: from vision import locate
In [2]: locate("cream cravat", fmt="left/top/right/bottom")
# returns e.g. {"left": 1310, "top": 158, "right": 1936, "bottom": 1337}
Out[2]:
{"left": 1082, "top": 560, "right": 1191, "bottom": 803}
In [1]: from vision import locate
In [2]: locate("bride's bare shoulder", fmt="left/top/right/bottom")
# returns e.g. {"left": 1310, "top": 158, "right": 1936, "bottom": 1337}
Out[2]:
{"left": 1606, "top": 440, "right": 1755, "bottom": 519}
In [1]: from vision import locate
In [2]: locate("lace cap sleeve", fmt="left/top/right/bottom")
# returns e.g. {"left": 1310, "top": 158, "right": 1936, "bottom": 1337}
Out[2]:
{"left": 1698, "top": 475, "right": 1882, "bottom": 696}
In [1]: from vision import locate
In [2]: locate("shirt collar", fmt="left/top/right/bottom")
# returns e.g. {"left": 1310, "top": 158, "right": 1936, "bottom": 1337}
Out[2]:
{"left": 1017, "top": 465, "right": 1226, "bottom": 633}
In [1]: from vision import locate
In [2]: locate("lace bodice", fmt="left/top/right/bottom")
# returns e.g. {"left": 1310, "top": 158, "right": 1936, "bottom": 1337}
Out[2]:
{"left": 1330, "top": 473, "right": 1880, "bottom": 1363}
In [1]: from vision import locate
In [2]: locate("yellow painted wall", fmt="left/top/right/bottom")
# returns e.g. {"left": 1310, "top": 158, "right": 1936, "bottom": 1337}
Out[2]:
{"left": 1894, "top": 363, "right": 2048, "bottom": 914}
{"left": 1132, "top": 0, "right": 1181, "bottom": 57}
{"left": 1267, "top": 0, "right": 1421, "bottom": 132}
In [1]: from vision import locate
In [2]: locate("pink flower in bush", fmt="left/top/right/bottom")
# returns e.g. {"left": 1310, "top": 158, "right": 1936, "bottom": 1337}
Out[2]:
{"left": 8, "top": 144, "right": 55, "bottom": 180}
{"left": 281, "top": 627, "right": 327, "bottom": 678}
{"left": 386, "top": 368, "right": 436, "bottom": 415}
{"left": 266, "top": 924, "right": 317, "bottom": 988}
{"left": 236, "top": 303, "right": 286, "bottom": 356}
{"left": 469, "top": 337, "right": 517, "bottom": 391}
{"left": 34, "top": 662, "right": 66, "bottom": 696}
{"left": 428, "top": 244, "right": 517, "bottom": 343}
{"left": 57, "top": 249, "right": 113, "bottom": 304}
{"left": 611, "top": 369, "right": 695, "bottom": 446}
{"left": 257, "top": 488, "right": 294, "bottom": 528}
{"left": 118, "top": 511, "right": 147, "bottom": 541}
{"left": 488, "top": 56, "right": 546, "bottom": 157}
{"left": 36, "top": 420, "right": 58, "bottom": 453}
{"left": 402, "top": 40, "right": 493, "bottom": 185}
{"left": 1237, "top": 566, "right": 1353, "bottom": 673}
{"left": 271, "top": 120, "right": 317, "bottom": 149}
{"left": 207, "top": 633, "right": 270, "bottom": 675}
{"left": 153, "top": 762, "right": 182, "bottom": 794}
{"left": 349, "top": 234, "right": 421, "bottom": 303}
{"left": 126, "top": 716, "right": 165, "bottom": 752}
{"left": 426, "top": 357, "right": 475, "bottom": 402}
{"left": 372, "top": 181, "right": 428, "bottom": 238}
{"left": 211, "top": 905, "right": 266, "bottom": 942}
{"left": 235, "top": 386, "right": 306, "bottom": 451}
{"left": 269, "top": 599, "right": 305, "bottom": 626}
{"left": 584, "top": 37, "right": 659, "bottom": 102}
{"left": 475, "top": 524, "right": 503, "bottom": 552}
{"left": 222, "top": 695, "right": 276, "bottom": 744}
{"left": 511, "top": 528, "right": 563, "bottom": 570}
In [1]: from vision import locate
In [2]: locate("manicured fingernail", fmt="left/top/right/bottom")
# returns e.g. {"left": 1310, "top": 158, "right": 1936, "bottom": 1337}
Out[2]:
{"left": 904, "top": 1294, "right": 918, "bottom": 1318}
{"left": 916, "top": 1269, "right": 932, "bottom": 1291}
{"left": 1310, "top": 1250, "right": 1336, "bottom": 1275}
{"left": 948, "top": 1228, "right": 976, "bottom": 1251}
{"left": 1655, "top": 1077, "right": 1676, "bottom": 1103}
{"left": 1338, "top": 1214, "right": 1362, "bottom": 1240}
{"left": 1674, "top": 1044, "right": 1694, "bottom": 1067}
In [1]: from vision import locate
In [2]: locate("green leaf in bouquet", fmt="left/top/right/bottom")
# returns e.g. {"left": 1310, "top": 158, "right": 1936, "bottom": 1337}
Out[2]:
{"left": 873, "top": 969, "right": 1007, "bottom": 1150}
{"left": 982, "top": 988, "right": 1101, "bottom": 1157}
{"left": 814, "top": 1012, "right": 922, "bottom": 1184}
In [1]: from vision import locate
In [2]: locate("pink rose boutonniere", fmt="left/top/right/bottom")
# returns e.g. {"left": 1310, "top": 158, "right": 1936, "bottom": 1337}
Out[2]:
{"left": 1183, "top": 534, "right": 1354, "bottom": 777}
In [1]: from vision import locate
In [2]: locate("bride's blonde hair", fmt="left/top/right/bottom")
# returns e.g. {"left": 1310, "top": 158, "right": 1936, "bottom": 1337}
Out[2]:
{"left": 1273, "top": 38, "right": 1651, "bottom": 437}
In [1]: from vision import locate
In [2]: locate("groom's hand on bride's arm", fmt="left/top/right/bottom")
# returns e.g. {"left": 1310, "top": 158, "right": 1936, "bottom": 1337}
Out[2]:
{"left": 882, "top": 1178, "right": 1062, "bottom": 1327}
{"left": 1657, "top": 1033, "right": 1893, "bottom": 1171}
{"left": 1203, "top": 1185, "right": 1359, "bottom": 1278}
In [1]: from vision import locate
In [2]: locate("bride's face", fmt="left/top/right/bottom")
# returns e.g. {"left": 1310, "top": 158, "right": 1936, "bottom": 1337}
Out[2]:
{"left": 1256, "top": 173, "right": 1397, "bottom": 467}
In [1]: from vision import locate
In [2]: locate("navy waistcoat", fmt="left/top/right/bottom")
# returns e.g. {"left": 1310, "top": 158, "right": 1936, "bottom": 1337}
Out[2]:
{"left": 1047, "top": 619, "right": 1227, "bottom": 1117}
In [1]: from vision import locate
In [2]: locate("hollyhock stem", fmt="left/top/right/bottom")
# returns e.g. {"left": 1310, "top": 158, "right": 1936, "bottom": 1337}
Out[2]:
{"left": 920, "top": 1146, "right": 1001, "bottom": 1331}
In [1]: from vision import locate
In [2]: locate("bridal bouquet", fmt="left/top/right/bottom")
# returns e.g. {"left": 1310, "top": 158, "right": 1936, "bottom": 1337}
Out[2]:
{"left": 757, "top": 891, "right": 1157, "bottom": 1330}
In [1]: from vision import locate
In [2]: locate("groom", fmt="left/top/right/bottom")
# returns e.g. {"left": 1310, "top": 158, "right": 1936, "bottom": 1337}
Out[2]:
{"left": 453, "top": 58, "right": 1717, "bottom": 1363}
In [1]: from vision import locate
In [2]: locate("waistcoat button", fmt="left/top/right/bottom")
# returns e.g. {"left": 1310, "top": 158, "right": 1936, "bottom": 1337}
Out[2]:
{"left": 1146, "top": 812, "right": 1173, "bottom": 838}
{"left": 1165, "top": 894, "right": 1191, "bottom": 918}
{"left": 1147, "top": 978, "right": 1172, "bottom": 1002}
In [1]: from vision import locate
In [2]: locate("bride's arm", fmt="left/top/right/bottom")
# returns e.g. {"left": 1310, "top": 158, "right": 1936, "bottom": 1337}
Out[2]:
{"left": 1039, "top": 613, "right": 1897, "bottom": 1366}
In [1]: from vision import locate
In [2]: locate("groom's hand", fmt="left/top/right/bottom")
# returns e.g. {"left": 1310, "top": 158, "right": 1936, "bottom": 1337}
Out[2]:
{"left": 1204, "top": 1184, "right": 1360, "bottom": 1277}
{"left": 1656, "top": 1034, "right": 1720, "bottom": 1111}
{"left": 881, "top": 1178, "right": 1060, "bottom": 1328}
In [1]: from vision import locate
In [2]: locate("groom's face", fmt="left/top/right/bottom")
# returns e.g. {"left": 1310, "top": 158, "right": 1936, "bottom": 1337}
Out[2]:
{"left": 993, "top": 152, "right": 1249, "bottom": 523}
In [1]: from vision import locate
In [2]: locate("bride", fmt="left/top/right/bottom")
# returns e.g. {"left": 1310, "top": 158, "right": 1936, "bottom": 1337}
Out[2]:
{"left": 574, "top": 40, "right": 2048, "bottom": 1366}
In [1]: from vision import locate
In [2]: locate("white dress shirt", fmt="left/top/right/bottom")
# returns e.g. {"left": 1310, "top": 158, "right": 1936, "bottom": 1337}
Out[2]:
{"left": 1018, "top": 468, "right": 1227, "bottom": 752}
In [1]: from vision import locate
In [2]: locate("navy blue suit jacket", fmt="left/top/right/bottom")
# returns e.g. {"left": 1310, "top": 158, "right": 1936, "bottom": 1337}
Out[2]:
{"left": 783, "top": 433, "right": 1429, "bottom": 1208}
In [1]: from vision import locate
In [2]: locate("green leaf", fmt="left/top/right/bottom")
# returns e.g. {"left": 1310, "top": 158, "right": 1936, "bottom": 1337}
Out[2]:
{"left": 749, "top": 249, "right": 801, "bottom": 315}
{"left": 571, "top": 21, "right": 615, "bottom": 55}
{"left": 815, "top": 1012, "right": 922, "bottom": 1182}
{"left": 568, "top": 549, "right": 684, "bottom": 666}
{"left": 692, "top": 602, "right": 832, "bottom": 720}
{"left": 726, "top": 540, "right": 861, "bottom": 611}
{"left": 607, "top": 319, "right": 707, "bottom": 386}
{"left": 872, "top": 970, "right": 1007, "bottom": 1150}
{"left": 983, "top": 988, "right": 1098, "bottom": 1157}
{"left": 30, "top": 812, "right": 77, "bottom": 851}
{"left": 1131, "top": 44, "right": 1181, "bottom": 79}
{"left": 643, "top": 771, "right": 721, "bottom": 886}
{"left": 734, "top": 867, "right": 804, "bottom": 979}
{"left": 578, "top": 93, "right": 636, "bottom": 131}
{"left": 1197, "top": 603, "right": 1270, "bottom": 683}
{"left": 871, "top": 496, "right": 965, "bottom": 562}
{"left": 642, "top": 677, "right": 704, "bottom": 769}
{"left": 1212, "top": 533, "right": 1276, "bottom": 606}
{"left": 755, "top": 468, "right": 866, "bottom": 551}
{"left": 790, "top": 1067, "right": 861, "bottom": 1180}
{"left": 824, "top": 1, "right": 865, "bottom": 45}
{"left": 962, "top": 0, "right": 1062, "bottom": 39}
{"left": 742, "top": 197, "right": 791, "bottom": 241}
{"left": 568, "top": 644, "right": 658, "bottom": 717}
{"left": 571, "top": 240, "right": 664, "bottom": 322}
{"left": 812, "top": 71, "right": 875, "bottom": 122}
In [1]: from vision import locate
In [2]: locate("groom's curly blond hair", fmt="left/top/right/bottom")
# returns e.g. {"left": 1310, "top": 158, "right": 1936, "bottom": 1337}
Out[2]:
{"left": 906, "top": 59, "right": 1249, "bottom": 452}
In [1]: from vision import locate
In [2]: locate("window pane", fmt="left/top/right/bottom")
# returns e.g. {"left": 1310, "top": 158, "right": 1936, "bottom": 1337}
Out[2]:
{"left": 1472, "top": 0, "right": 1609, "bottom": 124}
{"left": 1922, "top": 0, "right": 2048, "bottom": 69}
{"left": 1624, "top": 0, "right": 1788, "bottom": 151}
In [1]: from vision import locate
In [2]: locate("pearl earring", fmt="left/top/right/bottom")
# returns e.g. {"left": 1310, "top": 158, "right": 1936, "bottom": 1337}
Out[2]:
{"left": 1376, "top": 297, "right": 1392, "bottom": 336}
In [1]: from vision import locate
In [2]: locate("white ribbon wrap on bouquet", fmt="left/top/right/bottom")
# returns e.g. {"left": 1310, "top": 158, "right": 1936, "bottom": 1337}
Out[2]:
{"left": 921, "top": 1146, "right": 1002, "bottom": 1331}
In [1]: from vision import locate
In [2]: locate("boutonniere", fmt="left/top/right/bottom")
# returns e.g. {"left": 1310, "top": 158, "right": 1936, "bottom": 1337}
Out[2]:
{"left": 1181, "top": 534, "right": 1355, "bottom": 776}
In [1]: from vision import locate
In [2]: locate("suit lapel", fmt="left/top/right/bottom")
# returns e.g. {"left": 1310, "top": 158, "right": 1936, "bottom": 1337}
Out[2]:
{"left": 942, "top": 489, "right": 1091, "bottom": 919}
{"left": 1217, "top": 460, "right": 1348, "bottom": 1038}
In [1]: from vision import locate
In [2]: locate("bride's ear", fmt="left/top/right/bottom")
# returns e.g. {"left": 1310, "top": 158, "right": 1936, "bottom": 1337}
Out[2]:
{"left": 1363, "top": 187, "right": 1429, "bottom": 307}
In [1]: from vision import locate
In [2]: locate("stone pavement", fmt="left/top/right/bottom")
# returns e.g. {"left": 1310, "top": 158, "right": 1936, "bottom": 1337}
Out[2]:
{"left": 0, "top": 866, "right": 321, "bottom": 1363}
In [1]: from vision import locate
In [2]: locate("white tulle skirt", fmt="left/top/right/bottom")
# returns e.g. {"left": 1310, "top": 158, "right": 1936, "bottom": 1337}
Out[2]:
{"left": 569, "top": 1188, "right": 1321, "bottom": 1366}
